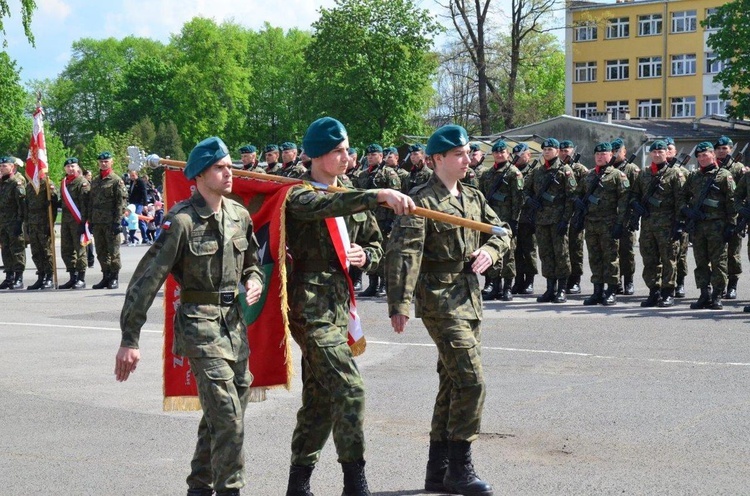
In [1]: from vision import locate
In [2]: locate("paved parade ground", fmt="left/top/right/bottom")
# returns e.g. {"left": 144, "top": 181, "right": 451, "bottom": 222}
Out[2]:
{"left": 2, "top": 243, "right": 750, "bottom": 495}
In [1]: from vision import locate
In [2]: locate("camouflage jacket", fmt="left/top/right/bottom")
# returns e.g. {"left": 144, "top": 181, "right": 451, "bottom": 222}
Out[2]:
{"left": 680, "top": 165, "right": 736, "bottom": 224}
{"left": 479, "top": 161, "right": 523, "bottom": 223}
{"left": 271, "top": 161, "right": 307, "bottom": 179}
{"left": 286, "top": 178, "right": 383, "bottom": 329}
{"left": 578, "top": 165, "right": 630, "bottom": 223}
{"left": 0, "top": 173, "right": 25, "bottom": 225}
{"left": 516, "top": 160, "right": 539, "bottom": 225}
{"left": 523, "top": 157, "right": 577, "bottom": 226}
{"left": 461, "top": 164, "right": 488, "bottom": 188}
{"left": 25, "top": 178, "right": 59, "bottom": 226}
{"left": 120, "top": 191, "right": 263, "bottom": 360}
{"left": 60, "top": 175, "right": 90, "bottom": 223}
{"left": 734, "top": 166, "right": 750, "bottom": 211}
{"left": 402, "top": 163, "right": 433, "bottom": 194}
{"left": 87, "top": 172, "right": 127, "bottom": 225}
{"left": 386, "top": 173, "right": 510, "bottom": 320}
{"left": 364, "top": 164, "right": 400, "bottom": 228}
{"left": 630, "top": 163, "right": 685, "bottom": 224}
{"left": 265, "top": 162, "right": 281, "bottom": 175}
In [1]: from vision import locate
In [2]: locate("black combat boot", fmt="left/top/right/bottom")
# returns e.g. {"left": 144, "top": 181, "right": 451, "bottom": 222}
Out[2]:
{"left": 552, "top": 278, "right": 567, "bottom": 303}
{"left": 710, "top": 288, "right": 724, "bottom": 310}
{"left": 601, "top": 284, "right": 617, "bottom": 306}
{"left": 74, "top": 270, "right": 86, "bottom": 289}
{"left": 690, "top": 287, "right": 712, "bottom": 310}
{"left": 623, "top": 275, "right": 634, "bottom": 295}
{"left": 92, "top": 272, "right": 109, "bottom": 289}
{"left": 657, "top": 288, "right": 674, "bottom": 307}
{"left": 640, "top": 288, "right": 662, "bottom": 307}
{"left": 359, "top": 275, "right": 378, "bottom": 297}
{"left": 510, "top": 275, "right": 523, "bottom": 295}
{"left": 375, "top": 277, "right": 386, "bottom": 297}
{"left": 583, "top": 283, "right": 604, "bottom": 306}
{"left": 107, "top": 271, "right": 119, "bottom": 289}
{"left": 726, "top": 276, "right": 738, "bottom": 300}
{"left": 186, "top": 488, "right": 213, "bottom": 496}
{"left": 286, "top": 464, "right": 315, "bottom": 496}
{"left": 675, "top": 276, "right": 686, "bottom": 298}
{"left": 350, "top": 267, "right": 362, "bottom": 292}
{"left": 215, "top": 491, "right": 240, "bottom": 496}
{"left": 0, "top": 271, "right": 13, "bottom": 289}
{"left": 10, "top": 271, "right": 23, "bottom": 290}
{"left": 566, "top": 274, "right": 581, "bottom": 294}
{"left": 481, "top": 277, "right": 495, "bottom": 300}
{"left": 340, "top": 459, "right": 370, "bottom": 496}
{"left": 443, "top": 440, "right": 494, "bottom": 496}
{"left": 41, "top": 272, "right": 54, "bottom": 290}
{"left": 424, "top": 440, "right": 448, "bottom": 492}
{"left": 537, "top": 278, "right": 556, "bottom": 303}
{"left": 500, "top": 278, "right": 514, "bottom": 301}
{"left": 522, "top": 274, "right": 534, "bottom": 294}
{"left": 59, "top": 270, "right": 77, "bottom": 290}
{"left": 27, "top": 272, "right": 45, "bottom": 290}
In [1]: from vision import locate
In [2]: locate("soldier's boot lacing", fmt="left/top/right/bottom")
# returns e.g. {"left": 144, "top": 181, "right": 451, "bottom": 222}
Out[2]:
{"left": 107, "top": 271, "right": 119, "bottom": 290}
{"left": 340, "top": 459, "right": 371, "bottom": 496}
{"left": 726, "top": 276, "right": 738, "bottom": 300}
{"left": 500, "top": 278, "right": 514, "bottom": 301}
{"left": 602, "top": 284, "right": 617, "bottom": 306}
{"left": 566, "top": 274, "right": 581, "bottom": 294}
{"left": 443, "top": 441, "right": 494, "bottom": 496}
{"left": 641, "top": 288, "right": 662, "bottom": 308}
{"left": 690, "top": 287, "right": 712, "bottom": 310}
{"left": 359, "top": 275, "right": 379, "bottom": 297}
{"left": 537, "top": 278, "right": 556, "bottom": 303}
{"left": 286, "top": 464, "right": 315, "bottom": 496}
{"left": 73, "top": 270, "right": 86, "bottom": 289}
{"left": 27, "top": 272, "right": 45, "bottom": 290}
{"left": 10, "top": 271, "right": 23, "bottom": 290}
{"left": 657, "top": 288, "right": 674, "bottom": 307}
{"left": 424, "top": 440, "right": 448, "bottom": 492}
{"left": 552, "top": 278, "right": 567, "bottom": 303}
{"left": 583, "top": 283, "right": 604, "bottom": 306}
{"left": 623, "top": 275, "right": 635, "bottom": 295}
{"left": 92, "top": 271, "right": 109, "bottom": 290}
{"left": 675, "top": 276, "right": 686, "bottom": 298}
{"left": 58, "top": 270, "right": 77, "bottom": 290}
{"left": 710, "top": 288, "right": 724, "bottom": 310}
{"left": 41, "top": 272, "right": 54, "bottom": 290}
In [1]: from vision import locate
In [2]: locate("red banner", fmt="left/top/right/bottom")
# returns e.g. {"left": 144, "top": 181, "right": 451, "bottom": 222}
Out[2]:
{"left": 26, "top": 107, "right": 48, "bottom": 193}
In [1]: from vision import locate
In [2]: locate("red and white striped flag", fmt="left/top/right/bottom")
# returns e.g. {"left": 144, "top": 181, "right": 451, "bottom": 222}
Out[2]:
{"left": 26, "top": 107, "right": 48, "bottom": 193}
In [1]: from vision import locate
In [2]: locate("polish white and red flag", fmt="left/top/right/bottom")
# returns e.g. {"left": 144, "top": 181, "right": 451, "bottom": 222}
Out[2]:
{"left": 26, "top": 106, "right": 48, "bottom": 193}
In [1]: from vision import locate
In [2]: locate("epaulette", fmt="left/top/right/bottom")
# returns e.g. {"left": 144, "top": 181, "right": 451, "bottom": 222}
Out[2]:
{"left": 462, "top": 182, "right": 480, "bottom": 192}
{"left": 408, "top": 182, "right": 431, "bottom": 196}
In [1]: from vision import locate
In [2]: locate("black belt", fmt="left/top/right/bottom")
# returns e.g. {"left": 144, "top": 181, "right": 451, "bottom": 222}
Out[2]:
{"left": 294, "top": 259, "right": 343, "bottom": 272}
{"left": 420, "top": 261, "right": 474, "bottom": 273}
{"left": 181, "top": 290, "right": 238, "bottom": 306}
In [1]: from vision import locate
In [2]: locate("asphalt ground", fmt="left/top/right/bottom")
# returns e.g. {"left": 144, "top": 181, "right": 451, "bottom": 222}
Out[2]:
{"left": 2, "top": 240, "right": 750, "bottom": 495}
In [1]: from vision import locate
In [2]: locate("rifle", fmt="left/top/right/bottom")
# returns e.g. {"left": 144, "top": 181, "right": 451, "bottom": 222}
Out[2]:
{"left": 524, "top": 163, "right": 560, "bottom": 225}
{"left": 736, "top": 200, "right": 750, "bottom": 238}
{"left": 667, "top": 147, "right": 684, "bottom": 167}
{"left": 570, "top": 156, "right": 616, "bottom": 233}
{"left": 684, "top": 171, "right": 719, "bottom": 236}
{"left": 564, "top": 152, "right": 581, "bottom": 166}
{"left": 730, "top": 143, "right": 748, "bottom": 167}
{"left": 626, "top": 164, "right": 669, "bottom": 232}
{"left": 486, "top": 155, "right": 520, "bottom": 205}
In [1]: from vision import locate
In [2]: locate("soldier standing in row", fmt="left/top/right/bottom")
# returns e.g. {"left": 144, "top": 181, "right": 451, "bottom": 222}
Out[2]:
{"left": 511, "top": 143, "right": 539, "bottom": 295}
{"left": 0, "top": 156, "right": 26, "bottom": 289}
{"left": 734, "top": 161, "right": 750, "bottom": 312}
{"left": 681, "top": 142, "right": 736, "bottom": 310}
{"left": 239, "top": 145, "right": 262, "bottom": 172}
{"left": 264, "top": 144, "right": 281, "bottom": 174}
{"left": 87, "top": 151, "right": 127, "bottom": 290}
{"left": 385, "top": 147, "right": 408, "bottom": 187}
{"left": 387, "top": 124, "right": 508, "bottom": 496}
{"left": 402, "top": 143, "right": 432, "bottom": 194}
{"left": 58, "top": 158, "right": 90, "bottom": 289}
{"left": 715, "top": 136, "right": 744, "bottom": 299}
{"left": 560, "top": 140, "right": 588, "bottom": 294}
{"left": 662, "top": 138, "right": 689, "bottom": 298}
{"left": 612, "top": 139, "right": 640, "bottom": 295}
{"left": 275, "top": 142, "right": 306, "bottom": 178}
{"left": 25, "top": 175, "right": 59, "bottom": 290}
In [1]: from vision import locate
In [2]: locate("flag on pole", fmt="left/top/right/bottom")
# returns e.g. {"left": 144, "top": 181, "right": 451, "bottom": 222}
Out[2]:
{"left": 26, "top": 107, "right": 48, "bottom": 193}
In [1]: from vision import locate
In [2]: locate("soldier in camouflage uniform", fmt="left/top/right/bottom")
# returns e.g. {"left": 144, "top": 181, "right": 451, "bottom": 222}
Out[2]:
{"left": 385, "top": 146, "right": 409, "bottom": 187}
{"left": 479, "top": 140, "right": 523, "bottom": 301}
{"left": 239, "top": 145, "right": 263, "bottom": 172}
{"left": 402, "top": 143, "right": 432, "bottom": 194}
{"left": 387, "top": 124, "right": 508, "bottom": 496}
{"left": 611, "top": 138, "right": 641, "bottom": 296}
{"left": 86, "top": 151, "right": 127, "bottom": 290}
{"left": 734, "top": 162, "right": 750, "bottom": 312}
{"left": 511, "top": 143, "right": 539, "bottom": 294}
{"left": 346, "top": 147, "right": 362, "bottom": 187}
{"left": 460, "top": 142, "right": 485, "bottom": 188}
{"left": 680, "top": 141, "right": 736, "bottom": 310}
{"left": 284, "top": 117, "right": 414, "bottom": 496}
{"left": 58, "top": 158, "right": 90, "bottom": 289}
{"left": 25, "top": 175, "right": 59, "bottom": 290}
{"left": 263, "top": 144, "right": 280, "bottom": 173}
{"left": 576, "top": 142, "right": 630, "bottom": 306}
{"left": 0, "top": 156, "right": 26, "bottom": 289}
{"left": 560, "top": 140, "right": 588, "bottom": 294}
{"left": 663, "top": 138, "right": 689, "bottom": 298}
{"left": 715, "top": 136, "right": 744, "bottom": 299}
{"left": 271, "top": 142, "right": 307, "bottom": 178}
{"left": 523, "top": 138, "right": 577, "bottom": 303}
{"left": 630, "top": 141, "right": 685, "bottom": 307}
{"left": 116, "top": 137, "right": 264, "bottom": 496}
{"left": 355, "top": 144, "right": 382, "bottom": 190}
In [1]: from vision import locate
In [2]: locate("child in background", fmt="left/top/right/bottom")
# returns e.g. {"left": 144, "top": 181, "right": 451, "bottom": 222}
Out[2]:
{"left": 153, "top": 201, "right": 165, "bottom": 239}
{"left": 145, "top": 203, "right": 157, "bottom": 244}
{"left": 124, "top": 204, "right": 139, "bottom": 246}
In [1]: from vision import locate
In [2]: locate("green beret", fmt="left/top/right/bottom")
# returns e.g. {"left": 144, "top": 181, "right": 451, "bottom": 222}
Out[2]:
{"left": 366, "top": 144, "right": 383, "bottom": 154}
{"left": 716, "top": 136, "right": 733, "bottom": 147}
{"left": 695, "top": 141, "right": 714, "bottom": 156}
{"left": 426, "top": 125, "right": 469, "bottom": 155}
{"left": 559, "top": 140, "right": 574, "bottom": 149}
{"left": 611, "top": 138, "right": 624, "bottom": 150}
{"left": 469, "top": 143, "right": 480, "bottom": 152}
{"left": 541, "top": 138, "right": 560, "bottom": 149}
{"left": 384, "top": 147, "right": 398, "bottom": 156}
{"left": 184, "top": 136, "right": 229, "bottom": 180}
{"left": 0, "top": 155, "right": 13, "bottom": 165}
{"left": 64, "top": 157, "right": 79, "bottom": 165}
{"left": 97, "top": 151, "right": 112, "bottom": 160}
{"left": 594, "top": 142, "right": 612, "bottom": 152}
{"left": 302, "top": 117, "right": 348, "bottom": 159}
{"left": 664, "top": 137, "right": 675, "bottom": 146}
{"left": 280, "top": 142, "right": 296, "bottom": 151}
{"left": 649, "top": 140, "right": 667, "bottom": 151}
{"left": 491, "top": 141, "right": 507, "bottom": 152}
{"left": 264, "top": 144, "right": 279, "bottom": 153}
{"left": 408, "top": 143, "right": 425, "bottom": 153}
{"left": 239, "top": 145, "right": 256, "bottom": 154}
{"left": 512, "top": 143, "right": 529, "bottom": 153}
{"left": 348, "top": 147, "right": 357, "bottom": 156}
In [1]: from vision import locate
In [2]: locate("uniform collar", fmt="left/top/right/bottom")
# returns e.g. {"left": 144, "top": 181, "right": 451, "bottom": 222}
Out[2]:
{"left": 190, "top": 190, "right": 240, "bottom": 222}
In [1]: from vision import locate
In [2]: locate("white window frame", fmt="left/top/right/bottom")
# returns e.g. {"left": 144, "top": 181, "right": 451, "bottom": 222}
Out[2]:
{"left": 671, "top": 10, "right": 697, "bottom": 33}
{"left": 606, "top": 100, "right": 629, "bottom": 119}
{"left": 638, "top": 56, "right": 662, "bottom": 78}
{"left": 637, "top": 99, "right": 662, "bottom": 118}
{"left": 605, "top": 59, "right": 629, "bottom": 81}
{"left": 606, "top": 17, "right": 630, "bottom": 39}
{"left": 704, "top": 8, "right": 719, "bottom": 31}
{"left": 671, "top": 54, "right": 696, "bottom": 76}
{"left": 671, "top": 96, "right": 696, "bottom": 118}
{"left": 705, "top": 52, "right": 725, "bottom": 74}
{"left": 704, "top": 94, "right": 729, "bottom": 116}
{"left": 574, "top": 61, "right": 597, "bottom": 83}
{"left": 575, "top": 23, "right": 598, "bottom": 42}
{"left": 638, "top": 13, "right": 662, "bottom": 36}
{"left": 574, "top": 102, "right": 597, "bottom": 118}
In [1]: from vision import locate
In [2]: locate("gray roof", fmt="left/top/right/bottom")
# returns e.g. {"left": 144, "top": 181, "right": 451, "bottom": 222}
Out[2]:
{"left": 611, "top": 117, "right": 750, "bottom": 141}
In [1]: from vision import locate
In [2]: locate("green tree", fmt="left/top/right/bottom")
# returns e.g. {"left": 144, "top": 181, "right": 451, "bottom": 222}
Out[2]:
{"left": 79, "top": 131, "right": 141, "bottom": 176}
{"left": 129, "top": 117, "right": 157, "bottom": 152}
{"left": 0, "top": 0, "right": 36, "bottom": 46}
{"left": 44, "top": 130, "right": 72, "bottom": 184}
{"left": 305, "top": 0, "right": 441, "bottom": 144}
{"left": 153, "top": 121, "right": 185, "bottom": 160}
{"left": 0, "top": 52, "right": 29, "bottom": 154}
{"left": 111, "top": 54, "right": 176, "bottom": 131}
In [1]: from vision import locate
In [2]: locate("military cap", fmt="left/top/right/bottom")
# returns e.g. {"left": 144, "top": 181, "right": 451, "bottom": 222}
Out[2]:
{"left": 541, "top": 138, "right": 560, "bottom": 149}
{"left": 384, "top": 146, "right": 398, "bottom": 156}
{"left": 408, "top": 143, "right": 425, "bottom": 153}
{"left": 184, "top": 136, "right": 229, "bottom": 180}
{"left": 426, "top": 125, "right": 469, "bottom": 156}
{"left": 611, "top": 138, "right": 624, "bottom": 150}
{"left": 695, "top": 141, "right": 714, "bottom": 156}
{"left": 366, "top": 144, "right": 383, "bottom": 154}
{"left": 97, "top": 151, "right": 113, "bottom": 160}
{"left": 348, "top": 147, "right": 358, "bottom": 156}
{"left": 649, "top": 140, "right": 667, "bottom": 151}
{"left": 716, "top": 136, "right": 733, "bottom": 147}
{"left": 469, "top": 142, "right": 480, "bottom": 152}
{"left": 594, "top": 142, "right": 612, "bottom": 152}
{"left": 0, "top": 155, "right": 13, "bottom": 165}
{"left": 512, "top": 143, "right": 529, "bottom": 153}
{"left": 264, "top": 144, "right": 279, "bottom": 153}
{"left": 64, "top": 157, "right": 79, "bottom": 165}
{"left": 239, "top": 145, "right": 257, "bottom": 154}
{"left": 280, "top": 141, "right": 296, "bottom": 151}
{"left": 491, "top": 140, "right": 508, "bottom": 152}
{"left": 302, "top": 117, "right": 348, "bottom": 159}
{"left": 559, "top": 140, "right": 574, "bottom": 149}
{"left": 664, "top": 137, "right": 675, "bottom": 146}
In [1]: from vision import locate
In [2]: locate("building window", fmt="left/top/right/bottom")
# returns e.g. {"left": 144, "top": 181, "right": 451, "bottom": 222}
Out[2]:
{"left": 606, "top": 100, "right": 630, "bottom": 119}
{"left": 574, "top": 102, "right": 597, "bottom": 118}
{"left": 638, "top": 56, "right": 662, "bottom": 78}
{"left": 637, "top": 99, "right": 662, "bottom": 118}
{"left": 704, "top": 8, "right": 719, "bottom": 30}
{"left": 704, "top": 94, "right": 729, "bottom": 116}
{"left": 606, "top": 17, "right": 630, "bottom": 39}
{"left": 575, "top": 23, "right": 597, "bottom": 42}
{"left": 605, "top": 59, "right": 629, "bottom": 81}
{"left": 638, "top": 13, "right": 662, "bottom": 36}
{"left": 574, "top": 62, "right": 597, "bottom": 83}
{"left": 671, "top": 10, "right": 697, "bottom": 33}
{"left": 705, "top": 52, "right": 726, "bottom": 74}
{"left": 671, "top": 54, "right": 696, "bottom": 76}
{"left": 671, "top": 97, "right": 696, "bottom": 118}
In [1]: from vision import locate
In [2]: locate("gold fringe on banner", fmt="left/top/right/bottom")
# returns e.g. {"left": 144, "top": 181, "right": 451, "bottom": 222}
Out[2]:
{"left": 350, "top": 337, "right": 367, "bottom": 357}
{"left": 163, "top": 396, "right": 202, "bottom": 412}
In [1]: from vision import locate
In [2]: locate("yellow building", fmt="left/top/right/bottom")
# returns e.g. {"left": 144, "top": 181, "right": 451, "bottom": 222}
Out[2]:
{"left": 565, "top": 0, "right": 727, "bottom": 120}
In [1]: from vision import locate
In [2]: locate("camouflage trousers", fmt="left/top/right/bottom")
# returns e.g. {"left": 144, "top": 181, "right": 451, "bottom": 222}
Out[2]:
{"left": 619, "top": 229, "right": 637, "bottom": 278}
{"left": 585, "top": 219, "right": 620, "bottom": 285}
{"left": 487, "top": 236, "right": 516, "bottom": 279}
{"left": 676, "top": 232, "right": 690, "bottom": 280}
{"left": 639, "top": 219, "right": 678, "bottom": 290}
{"left": 727, "top": 231, "right": 743, "bottom": 276}
{"left": 515, "top": 222, "right": 538, "bottom": 276}
{"left": 187, "top": 357, "right": 252, "bottom": 492}
{"left": 28, "top": 223, "right": 54, "bottom": 274}
{"left": 60, "top": 219, "right": 87, "bottom": 272}
{"left": 692, "top": 220, "right": 728, "bottom": 290}
{"left": 92, "top": 224, "right": 121, "bottom": 272}
{"left": 422, "top": 317, "right": 485, "bottom": 443}
{"left": 567, "top": 224, "right": 585, "bottom": 277}
{"left": 289, "top": 321, "right": 366, "bottom": 466}
{"left": 535, "top": 223, "right": 571, "bottom": 279}
{"left": 0, "top": 221, "right": 25, "bottom": 273}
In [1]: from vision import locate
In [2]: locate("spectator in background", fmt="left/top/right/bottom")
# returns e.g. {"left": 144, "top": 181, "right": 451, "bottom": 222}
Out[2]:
{"left": 127, "top": 170, "right": 149, "bottom": 243}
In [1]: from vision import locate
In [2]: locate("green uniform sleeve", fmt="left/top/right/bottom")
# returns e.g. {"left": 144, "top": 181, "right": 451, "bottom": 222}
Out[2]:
{"left": 286, "top": 185, "right": 381, "bottom": 220}
{"left": 385, "top": 213, "right": 426, "bottom": 317}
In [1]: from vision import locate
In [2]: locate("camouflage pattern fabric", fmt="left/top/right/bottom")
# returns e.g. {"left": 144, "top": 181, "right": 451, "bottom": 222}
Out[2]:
{"left": 724, "top": 162, "right": 745, "bottom": 278}
{"left": 270, "top": 161, "right": 307, "bottom": 179}
{"left": 402, "top": 162, "right": 433, "bottom": 194}
{"left": 87, "top": 172, "right": 127, "bottom": 273}
{"left": 568, "top": 161, "right": 589, "bottom": 278}
{"left": 615, "top": 160, "right": 640, "bottom": 279}
{"left": 25, "top": 178, "right": 59, "bottom": 275}
{"left": 0, "top": 171, "right": 26, "bottom": 273}
{"left": 734, "top": 168, "right": 750, "bottom": 262}
{"left": 516, "top": 161, "right": 539, "bottom": 277}
{"left": 480, "top": 161, "right": 523, "bottom": 279}
{"left": 60, "top": 175, "right": 90, "bottom": 272}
